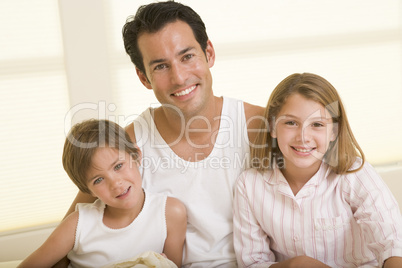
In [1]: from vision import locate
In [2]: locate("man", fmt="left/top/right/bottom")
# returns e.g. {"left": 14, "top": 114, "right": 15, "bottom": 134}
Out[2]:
{"left": 67, "top": 1, "right": 264, "bottom": 267}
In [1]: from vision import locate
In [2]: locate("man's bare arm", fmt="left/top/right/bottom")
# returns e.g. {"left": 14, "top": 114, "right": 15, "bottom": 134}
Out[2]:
{"left": 244, "top": 101, "right": 265, "bottom": 144}
{"left": 64, "top": 191, "right": 96, "bottom": 219}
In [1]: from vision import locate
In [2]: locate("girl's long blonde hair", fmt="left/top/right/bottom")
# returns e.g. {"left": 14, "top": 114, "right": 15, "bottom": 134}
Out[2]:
{"left": 251, "top": 72, "right": 364, "bottom": 174}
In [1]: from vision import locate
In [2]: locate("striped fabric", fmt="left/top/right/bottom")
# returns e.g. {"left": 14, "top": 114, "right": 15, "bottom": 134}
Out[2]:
{"left": 233, "top": 159, "right": 402, "bottom": 267}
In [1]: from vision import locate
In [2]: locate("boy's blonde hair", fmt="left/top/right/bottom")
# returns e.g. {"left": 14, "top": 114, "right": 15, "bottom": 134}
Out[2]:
{"left": 62, "top": 119, "right": 140, "bottom": 194}
{"left": 251, "top": 72, "right": 365, "bottom": 174}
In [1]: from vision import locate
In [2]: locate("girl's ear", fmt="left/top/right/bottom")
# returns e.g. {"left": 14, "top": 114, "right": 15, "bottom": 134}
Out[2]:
{"left": 270, "top": 121, "right": 277, "bottom": 138}
{"left": 330, "top": 122, "right": 339, "bottom": 142}
{"left": 270, "top": 129, "right": 277, "bottom": 139}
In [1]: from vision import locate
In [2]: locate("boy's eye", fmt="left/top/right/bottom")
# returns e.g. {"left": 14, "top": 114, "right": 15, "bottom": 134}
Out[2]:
{"left": 94, "top": 177, "right": 103, "bottom": 185}
{"left": 114, "top": 163, "right": 123, "bottom": 171}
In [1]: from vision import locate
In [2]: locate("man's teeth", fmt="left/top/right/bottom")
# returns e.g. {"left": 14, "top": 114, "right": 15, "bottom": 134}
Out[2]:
{"left": 173, "top": 86, "right": 196, "bottom": 96}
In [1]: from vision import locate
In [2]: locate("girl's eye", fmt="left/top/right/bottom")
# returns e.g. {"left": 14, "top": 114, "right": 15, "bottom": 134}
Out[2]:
{"left": 94, "top": 177, "right": 103, "bottom": 185}
{"left": 114, "top": 163, "right": 123, "bottom": 171}
{"left": 312, "top": 122, "right": 324, "bottom": 127}
{"left": 285, "top": 121, "right": 297, "bottom": 126}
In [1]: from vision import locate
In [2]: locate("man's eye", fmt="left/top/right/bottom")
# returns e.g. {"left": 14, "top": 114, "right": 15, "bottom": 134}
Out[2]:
{"left": 94, "top": 177, "right": 103, "bottom": 185}
{"left": 182, "top": 54, "right": 193, "bottom": 61}
{"left": 154, "top": 64, "right": 168, "bottom": 70}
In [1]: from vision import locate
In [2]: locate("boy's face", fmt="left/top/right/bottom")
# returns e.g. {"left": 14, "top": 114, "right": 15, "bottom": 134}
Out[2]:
{"left": 136, "top": 20, "right": 215, "bottom": 118}
{"left": 86, "top": 147, "right": 143, "bottom": 210}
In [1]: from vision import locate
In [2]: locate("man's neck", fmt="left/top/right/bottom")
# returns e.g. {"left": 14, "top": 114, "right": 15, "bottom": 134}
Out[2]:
{"left": 155, "top": 96, "right": 222, "bottom": 136}
{"left": 152, "top": 96, "right": 223, "bottom": 161}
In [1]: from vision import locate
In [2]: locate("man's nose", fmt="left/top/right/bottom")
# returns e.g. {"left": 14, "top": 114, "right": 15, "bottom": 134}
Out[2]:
{"left": 170, "top": 62, "right": 186, "bottom": 85}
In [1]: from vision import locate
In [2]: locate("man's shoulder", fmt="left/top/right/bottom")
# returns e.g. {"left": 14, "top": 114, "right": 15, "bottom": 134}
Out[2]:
{"left": 124, "top": 122, "right": 136, "bottom": 143}
{"left": 243, "top": 101, "right": 265, "bottom": 120}
{"left": 124, "top": 107, "right": 153, "bottom": 144}
{"left": 243, "top": 101, "right": 265, "bottom": 142}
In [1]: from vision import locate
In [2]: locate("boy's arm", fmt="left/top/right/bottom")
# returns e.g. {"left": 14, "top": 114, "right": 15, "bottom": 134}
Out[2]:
{"left": 163, "top": 197, "right": 187, "bottom": 268}
{"left": 49, "top": 191, "right": 95, "bottom": 268}
{"left": 17, "top": 212, "right": 79, "bottom": 268}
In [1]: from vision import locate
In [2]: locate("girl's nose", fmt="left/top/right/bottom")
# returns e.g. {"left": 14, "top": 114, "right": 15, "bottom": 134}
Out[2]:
{"left": 300, "top": 126, "right": 312, "bottom": 145}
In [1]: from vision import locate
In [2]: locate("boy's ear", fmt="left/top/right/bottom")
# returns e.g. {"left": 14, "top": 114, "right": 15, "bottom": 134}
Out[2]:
{"left": 135, "top": 146, "right": 142, "bottom": 165}
{"left": 136, "top": 68, "right": 152, "bottom": 90}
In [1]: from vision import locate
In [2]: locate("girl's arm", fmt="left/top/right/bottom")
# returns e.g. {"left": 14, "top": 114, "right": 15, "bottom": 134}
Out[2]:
{"left": 233, "top": 171, "right": 276, "bottom": 267}
{"left": 17, "top": 212, "right": 79, "bottom": 268}
{"left": 163, "top": 197, "right": 187, "bottom": 268}
{"left": 346, "top": 162, "right": 402, "bottom": 266}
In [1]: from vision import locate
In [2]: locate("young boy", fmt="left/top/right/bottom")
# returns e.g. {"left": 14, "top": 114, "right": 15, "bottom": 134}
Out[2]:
{"left": 18, "top": 119, "right": 187, "bottom": 268}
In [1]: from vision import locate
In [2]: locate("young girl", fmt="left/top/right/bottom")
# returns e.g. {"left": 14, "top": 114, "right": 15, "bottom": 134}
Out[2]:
{"left": 18, "top": 119, "right": 186, "bottom": 268}
{"left": 233, "top": 73, "right": 402, "bottom": 267}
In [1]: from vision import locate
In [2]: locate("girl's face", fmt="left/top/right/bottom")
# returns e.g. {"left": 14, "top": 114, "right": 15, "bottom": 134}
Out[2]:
{"left": 86, "top": 147, "right": 143, "bottom": 211}
{"left": 272, "top": 93, "right": 336, "bottom": 178}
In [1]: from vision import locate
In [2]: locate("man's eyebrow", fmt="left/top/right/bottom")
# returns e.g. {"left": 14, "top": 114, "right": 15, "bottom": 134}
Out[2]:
{"left": 148, "top": 58, "right": 166, "bottom": 67}
{"left": 178, "top": 46, "right": 195, "bottom": 56}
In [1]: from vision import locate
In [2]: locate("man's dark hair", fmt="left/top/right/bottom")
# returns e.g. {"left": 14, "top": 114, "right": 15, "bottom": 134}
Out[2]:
{"left": 122, "top": 1, "right": 209, "bottom": 76}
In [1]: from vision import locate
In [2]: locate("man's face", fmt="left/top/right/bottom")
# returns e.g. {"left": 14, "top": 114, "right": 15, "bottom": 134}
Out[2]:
{"left": 136, "top": 20, "right": 215, "bottom": 118}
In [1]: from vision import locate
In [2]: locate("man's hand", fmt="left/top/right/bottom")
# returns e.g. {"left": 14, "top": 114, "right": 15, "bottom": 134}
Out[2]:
{"left": 271, "top": 256, "right": 331, "bottom": 268}
{"left": 51, "top": 256, "right": 70, "bottom": 268}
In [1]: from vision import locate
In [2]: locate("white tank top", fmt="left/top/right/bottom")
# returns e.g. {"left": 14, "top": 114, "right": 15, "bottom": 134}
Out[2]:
{"left": 133, "top": 97, "right": 250, "bottom": 267}
{"left": 67, "top": 191, "right": 167, "bottom": 268}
